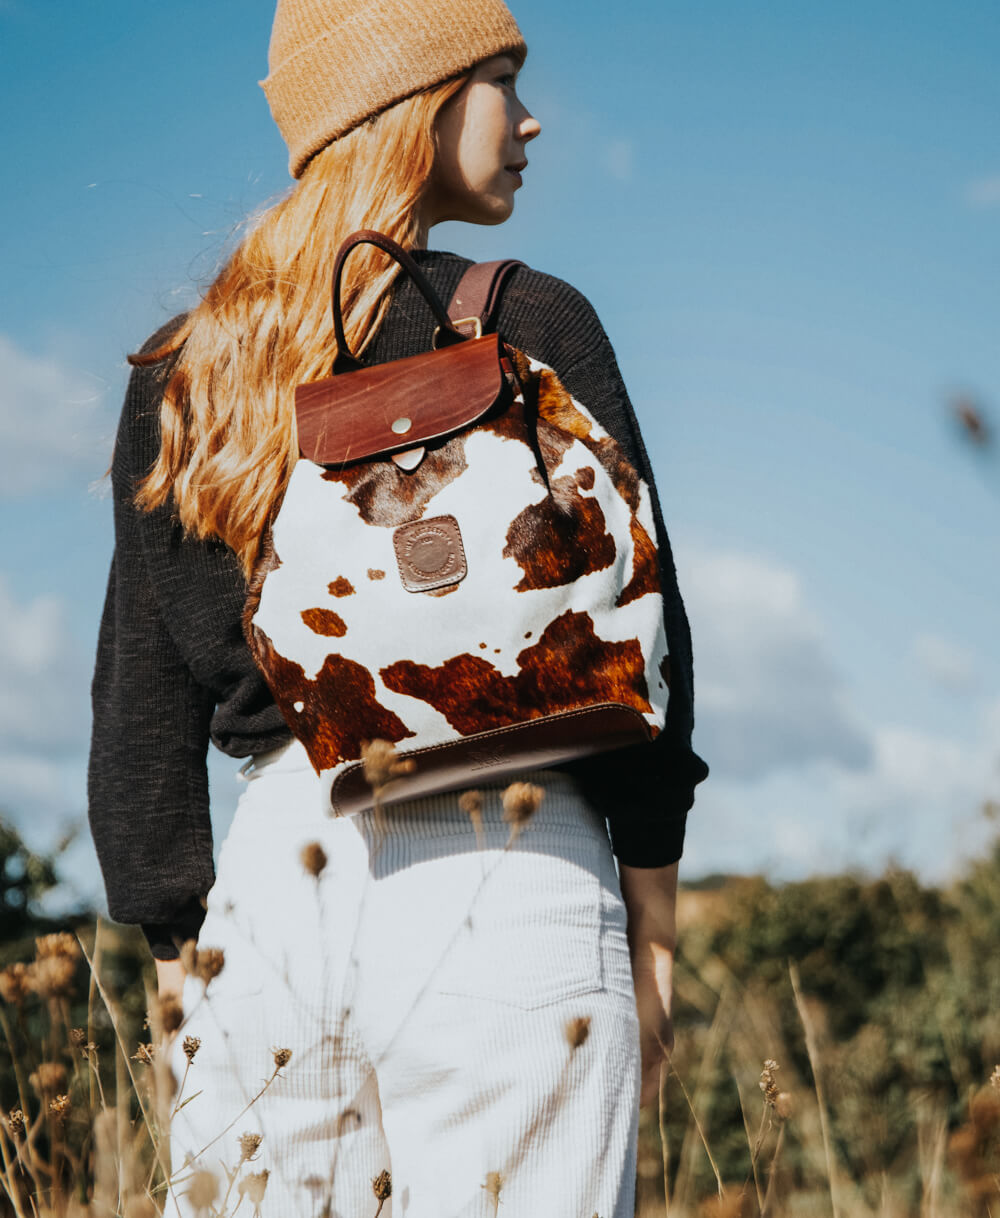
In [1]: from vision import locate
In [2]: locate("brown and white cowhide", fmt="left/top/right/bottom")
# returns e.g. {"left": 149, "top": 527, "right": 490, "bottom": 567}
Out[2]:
{"left": 246, "top": 351, "right": 670, "bottom": 804}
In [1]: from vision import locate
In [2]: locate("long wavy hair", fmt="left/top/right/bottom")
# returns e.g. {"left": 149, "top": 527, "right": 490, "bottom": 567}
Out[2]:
{"left": 131, "top": 74, "right": 469, "bottom": 578}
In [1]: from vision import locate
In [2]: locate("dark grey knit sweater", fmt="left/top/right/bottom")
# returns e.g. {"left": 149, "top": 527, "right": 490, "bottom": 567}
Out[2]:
{"left": 88, "top": 250, "right": 709, "bottom": 961}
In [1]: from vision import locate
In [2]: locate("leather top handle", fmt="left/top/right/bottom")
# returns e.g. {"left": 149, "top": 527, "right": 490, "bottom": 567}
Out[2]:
{"left": 331, "top": 230, "right": 467, "bottom": 372}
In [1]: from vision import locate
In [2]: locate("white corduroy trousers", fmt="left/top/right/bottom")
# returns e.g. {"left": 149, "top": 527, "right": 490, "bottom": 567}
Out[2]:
{"left": 167, "top": 740, "right": 641, "bottom": 1218}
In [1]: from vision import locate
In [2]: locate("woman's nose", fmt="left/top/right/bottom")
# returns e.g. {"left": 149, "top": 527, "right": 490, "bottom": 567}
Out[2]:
{"left": 518, "top": 110, "right": 541, "bottom": 143}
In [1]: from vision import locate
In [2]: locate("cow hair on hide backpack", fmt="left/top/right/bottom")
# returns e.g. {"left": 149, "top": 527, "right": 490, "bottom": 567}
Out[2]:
{"left": 244, "top": 229, "right": 671, "bottom": 816}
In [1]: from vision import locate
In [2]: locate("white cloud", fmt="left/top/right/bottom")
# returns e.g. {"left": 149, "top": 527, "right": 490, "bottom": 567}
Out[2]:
{"left": 686, "top": 699, "right": 1000, "bottom": 884}
{"left": 674, "top": 547, "right": 1000, "bottom": 882}
{"left": 911, "top": 632, "right": 978, "bottom": 693}
{"left": 0, "top": 573, "right": 95, "bottom": 910}
{"left": 0, "top": 576, "right": 89, "bottom": 752}
{"left": 964, "top": 175, "right": 1000, "bottom": 209}
{"left": 680, "top": 549, "right": 871, "bottom": 780}
{"left": 0, "top": 570, "right": 250, "bottom": 913}
{"left": 0, "top": 573, "right": 111, "bottom": 913}
{"left": 0, "top": 334, "right": 111, "bottom": 498}
{"left": 0, "top": 572, "right": 93, "bottom": 894}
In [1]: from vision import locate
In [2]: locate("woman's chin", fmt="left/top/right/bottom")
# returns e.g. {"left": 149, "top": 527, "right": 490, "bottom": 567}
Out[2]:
{"left": 428, "top": 191, "right": 515, "bottom": 228}
{"left": 466, "top": 195, "right": 517, "bottom": 226}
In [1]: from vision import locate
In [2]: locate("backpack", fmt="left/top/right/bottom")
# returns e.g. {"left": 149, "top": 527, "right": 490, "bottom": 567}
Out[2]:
{"left": 245, "top": 230, "right": 670, "bottom": 815}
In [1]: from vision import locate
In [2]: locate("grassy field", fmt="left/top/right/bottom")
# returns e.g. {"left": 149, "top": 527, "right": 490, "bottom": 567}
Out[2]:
{"left": 0, "top": 813, "right": 998, "bottom": 1216}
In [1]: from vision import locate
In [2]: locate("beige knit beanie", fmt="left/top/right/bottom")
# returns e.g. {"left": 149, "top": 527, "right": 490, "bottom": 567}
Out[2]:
{"left": 261, "top": 0, "right": 527, "bottom": 179}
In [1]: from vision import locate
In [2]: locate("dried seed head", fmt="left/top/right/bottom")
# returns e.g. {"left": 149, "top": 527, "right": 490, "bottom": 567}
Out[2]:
{"left": 459, "top": 789, "right": 485, "bottom": 848}
{"left": 7, "top": 1109, "right": 25, "bottom": 1136}
{"left": 238, "top": 1170, "right": 270, "bottom": 1207}
{"left": 183, "top": 1035, "right": 201, "bottom": 1063}
{"left": 272, "top": 1047, "right": 293, "bottom": 1070}
{"left": 0, "top": 963, "right": 31, "bottom": 1006}
{"left": 482, "top": 1171, "right": 504, "bottom": 1210}
{"left": 157, "top": 993, "right": 185, "bottom": 1035}
{"left": 196, "top": 947, "right": 225, "bottom": 986}
{"left": 238, "top": 1131, "right": 263, "bottom": 1163}
{"left": 35, "top": 933, "right": 80, "bottom": 962}
{"left": 180, "top": 942, "right": 225, "bottom": 988}
{"left": 459, "top": 790, "right": 483, "bottom": 819}
{"left": 31, "top": 936, "right": 80, "bottom": 997}
{"left": 952, "top": 396, "right": 990, "bottom": 446}
{"left": 774, "top": 1091, "right": 794, "bottom": 1121}
{"left": 759, "top": 1059, "right": 780, "bottom": 1107}
{"left": 300, "top": 841, "right": 328, "bottom": 878}
{"left": 30, "top": 1061, "right": 68, "bottom": 1096}
{"left": 186, "top": 1169, "right": 220, "bottom": 1211}
{"left": 502, "top": 781, "right": 544, "bottom": 824}
{"left": 28, "top": 955, "right": 77, "bottom": 999}
{"left": 372, "top": 1169, "right": 392, "bottom": 1201}
{"left": 69, "top": 1027, "right": 87, "bottom": 1046}
{"left": 363, "top": 739, "right": 396, "bottom": 789}
{"left": 132, "top": 1043, "right": 157, "bottom": 1066}
{"left": 565, "top": 1015, "right": 592, "bottom": 1050}
{"left": 49, "top": 1094, "right": 71, "bottom": 1124}
{"left": 459, "top": 789, "right": 486, "bottom": 849}
{"left": 990, "top": 1065, "right": 1000, "bottom": 1094}
{"left": 361, "top": 739, "right": 415, "bottom": 791}
{"left": 502, "top": 781, "right": 544, "bottom": 845}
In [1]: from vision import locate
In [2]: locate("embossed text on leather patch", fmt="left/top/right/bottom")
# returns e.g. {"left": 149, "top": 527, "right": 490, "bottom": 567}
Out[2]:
{"left": 393, "top": 515, "right": 468, "bottom": 593}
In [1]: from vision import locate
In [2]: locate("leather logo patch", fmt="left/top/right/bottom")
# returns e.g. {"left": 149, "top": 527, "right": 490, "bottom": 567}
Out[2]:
{"left": 393, "top": 515, "right": 468, "bottom": 593}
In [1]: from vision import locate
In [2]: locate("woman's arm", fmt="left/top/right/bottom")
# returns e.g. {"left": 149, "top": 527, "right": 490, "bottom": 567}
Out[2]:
{"left": 619, "top": 862, "right": 678, "bottom": 1107}
{"left": 155, "top": 958, "right": 187, "bottom": 1001}
{"left": 88, "top": 347, "right": 218, "bottom": 961}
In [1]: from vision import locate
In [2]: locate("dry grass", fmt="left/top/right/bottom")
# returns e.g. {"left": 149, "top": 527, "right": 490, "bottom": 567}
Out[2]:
{"left": 2, "top": 925, "right": 995, "bottom": 1217}
{"left": 1, "top": 780, "right": 998, "bottom": 1216}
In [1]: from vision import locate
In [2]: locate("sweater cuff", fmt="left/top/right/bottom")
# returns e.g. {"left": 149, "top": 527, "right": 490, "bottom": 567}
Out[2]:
{"left": 606, "top": 809, "right": 687, "bottom": 868}
{"left": 141, "top": 896, "right": 207, "bottom": 961}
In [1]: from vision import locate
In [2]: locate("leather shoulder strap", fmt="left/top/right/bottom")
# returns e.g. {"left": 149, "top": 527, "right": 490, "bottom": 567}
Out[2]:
{"left": 447, "top": 259, "right": 525, "bottom": 336}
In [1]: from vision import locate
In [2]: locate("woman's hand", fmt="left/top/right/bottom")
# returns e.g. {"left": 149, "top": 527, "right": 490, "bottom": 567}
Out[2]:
{"left": 619, "top": 862, "right": 678, "bottom": 1107}
{"left": 155, "top": 958, "right": 187, "bottom": 1003}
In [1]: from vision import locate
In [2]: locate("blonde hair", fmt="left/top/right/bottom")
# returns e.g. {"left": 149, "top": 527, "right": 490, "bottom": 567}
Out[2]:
{"left": 131, "top": 74, "right": 468, "bottom": 577}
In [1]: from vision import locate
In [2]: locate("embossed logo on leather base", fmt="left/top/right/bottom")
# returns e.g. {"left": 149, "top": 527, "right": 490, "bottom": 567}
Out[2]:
{"left": 393, "top": 515, "right": 468, "bottom": 593}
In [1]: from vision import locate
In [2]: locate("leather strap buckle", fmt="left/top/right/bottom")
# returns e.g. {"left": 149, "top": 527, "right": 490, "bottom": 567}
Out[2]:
{"left": 433, "top": 316, "right": 482, "bottom": 346}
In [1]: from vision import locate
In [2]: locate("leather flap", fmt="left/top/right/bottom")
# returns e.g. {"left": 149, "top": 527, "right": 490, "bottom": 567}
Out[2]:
{"left": 296, "top": 333, "right": 506, "bottom": 466}
{"left": 328, "top": 703, "right": 652, "bottom": 818}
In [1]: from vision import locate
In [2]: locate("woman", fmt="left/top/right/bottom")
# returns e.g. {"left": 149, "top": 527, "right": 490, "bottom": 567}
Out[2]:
{"left": 88, "top": 0, "right": 709, "bottom": 1213}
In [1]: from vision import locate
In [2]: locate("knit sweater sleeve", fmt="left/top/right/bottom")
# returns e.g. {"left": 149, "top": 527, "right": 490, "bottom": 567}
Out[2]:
{"left": 496, "top": 269, "right": 710, "bottom": 867}
{"left": 88, "top": 348, "right": 215, "bottom": 959}
{"left": 88, "top": 321, "right": 296, "bottom": 959}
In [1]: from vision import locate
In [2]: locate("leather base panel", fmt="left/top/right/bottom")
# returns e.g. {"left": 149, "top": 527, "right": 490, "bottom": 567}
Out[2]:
{"left": 328, "top": 703, "right": 652, "bottom": 817}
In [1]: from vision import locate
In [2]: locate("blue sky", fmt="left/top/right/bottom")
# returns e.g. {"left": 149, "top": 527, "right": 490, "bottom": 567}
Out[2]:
{"left": 1, "top": 0, "right": 998, "bottom": 912}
